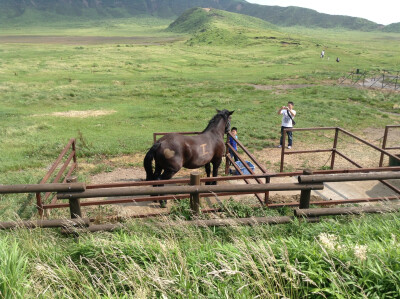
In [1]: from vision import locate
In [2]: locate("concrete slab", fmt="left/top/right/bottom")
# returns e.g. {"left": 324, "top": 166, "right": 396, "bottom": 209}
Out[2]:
{"left": 268, "top": 176, "right": 400, "bottom": 201}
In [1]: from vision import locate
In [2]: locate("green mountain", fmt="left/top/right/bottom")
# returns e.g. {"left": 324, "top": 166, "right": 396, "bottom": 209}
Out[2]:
{"left": 224, "top": 3, "right": 381, "bottom": 31}
{"left": 168, "top": 7, "right": 276, "bottom": 33}
{"left": 382, "top": 22, "right": 400, "bottom": 33}
{"left": 0, "top": 0, "right": 385, "bottom": 31}
{"left": 0, "top": 0, "right": 244, "bottom": 19}
{"left": 168, "top": 8, "right": 290, "bottom": 47}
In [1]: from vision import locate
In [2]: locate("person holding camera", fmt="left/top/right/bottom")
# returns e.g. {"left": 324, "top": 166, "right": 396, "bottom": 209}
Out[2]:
{"left": 277, "top": 101, "right": 296, "bottom": 149}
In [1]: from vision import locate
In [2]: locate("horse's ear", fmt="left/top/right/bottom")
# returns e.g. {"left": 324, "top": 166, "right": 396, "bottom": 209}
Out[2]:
{"left": 216, "top": 109, "right": 221, "bottom": 113}
{"left": 229, "top": 110, "right": 234, "bottom": 115}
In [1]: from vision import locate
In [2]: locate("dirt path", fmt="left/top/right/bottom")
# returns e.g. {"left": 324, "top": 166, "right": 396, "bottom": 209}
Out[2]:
{"left": 0, "top": 35, "right": 184, "bottom": 45}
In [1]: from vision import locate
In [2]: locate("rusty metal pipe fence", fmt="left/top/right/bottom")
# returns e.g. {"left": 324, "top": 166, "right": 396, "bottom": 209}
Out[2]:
{"left": 55, "top": 171, "right": 400, "bottom": 220}
{"left": 36, "top": 138, "right": 77, "bottom": 217}
{"left": 280, "top": 126, "right": 400, "bottom": 197}
{"left": 280, "top": 127, "right": 400, "bottom": 172}
{"left": 225, "top": 131, "right": 271, "bottom": 204}
{"left": 37, "top": 128, "right": 400, "bottom": 215}
{"left": 380, "top": 125, "right": 400, "bottom": 166}
{"left": 2, "top": 126, "right": 397, "bottom": 218}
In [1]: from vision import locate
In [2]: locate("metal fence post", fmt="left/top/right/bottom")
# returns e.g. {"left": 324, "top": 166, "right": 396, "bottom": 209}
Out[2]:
{"left": 36, "top": 193, "right": 44, "bottom": 218}
{"left": 190, "top": 173, "right": 201, "bottom": 215}
{"left": 72, "top": 139, "right": 77, "bottom": 164}
{"left": 379, "top": 126, "right": 389, "bottom": 167}
{"left": 264, "top": 176, "right": 270, "bottom": 206}
{"left": 299, "top": 169, "right": 313, "bottom": 209}
{"left": 225, "top": 133, "right": 230, "bottom": 175}
{"left": 330, "top": 128, "right": 339, "bottom": 169}
{"left": 67, "top": 177, "right": 82, "bottom": 219}
{"left": 280, "top": 128, "right": 286, "bottom": 172}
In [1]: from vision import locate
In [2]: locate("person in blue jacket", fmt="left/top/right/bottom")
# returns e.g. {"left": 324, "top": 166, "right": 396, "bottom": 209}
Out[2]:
{"left": 229, "top": 127, "right": 239, "bottom": 162}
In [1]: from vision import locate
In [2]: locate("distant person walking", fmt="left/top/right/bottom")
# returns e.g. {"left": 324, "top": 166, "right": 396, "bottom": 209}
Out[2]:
{"left": 278, "top": 102, "right": 296, "bottom": 149}
{"left": 320, "top": 50, "right": 325, "bottom": 58}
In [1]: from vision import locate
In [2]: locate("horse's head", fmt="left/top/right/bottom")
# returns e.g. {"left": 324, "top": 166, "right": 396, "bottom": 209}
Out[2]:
{"left": 216, "top": 109, "right": 234, "bottom": 133}
{"left": 203, "top": 109, "right": 234, "bottom": 134}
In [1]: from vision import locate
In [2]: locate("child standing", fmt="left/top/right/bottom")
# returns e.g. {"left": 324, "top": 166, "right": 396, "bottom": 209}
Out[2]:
{"left": 229, "top": 127, "right": 239, "bottom": 162}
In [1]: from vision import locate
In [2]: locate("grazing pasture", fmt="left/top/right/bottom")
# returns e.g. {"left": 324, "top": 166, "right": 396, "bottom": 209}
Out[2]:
{"left": 0, "top": 14, "right": 399, "bottom": 297}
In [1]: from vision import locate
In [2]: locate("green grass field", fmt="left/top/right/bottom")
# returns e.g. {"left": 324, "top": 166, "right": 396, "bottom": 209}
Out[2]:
{"left": 0, "top": 16, "right": 398, "bottom": 176}
{"left": 0, "top": 12, "right": 399, "bottom": 297}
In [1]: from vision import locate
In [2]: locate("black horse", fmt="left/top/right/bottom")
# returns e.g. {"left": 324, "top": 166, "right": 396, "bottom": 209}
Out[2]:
{"left": 144, "top": 109, "right": 234, "bottom": 207}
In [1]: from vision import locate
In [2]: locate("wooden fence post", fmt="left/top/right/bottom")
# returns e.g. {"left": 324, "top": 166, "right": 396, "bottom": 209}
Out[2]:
{"left": 66, "top": 177, "right": 82, "bottom": 219}
{"left": 190, "top": 173, "right": 201, "bottom": 215}
{"left": 299, "top": 169, "right": 313, "bottom": 209}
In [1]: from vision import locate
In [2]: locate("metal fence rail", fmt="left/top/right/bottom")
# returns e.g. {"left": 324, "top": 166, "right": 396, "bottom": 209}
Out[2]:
{"left": 27, "top": 126, "right": 400, "bottom": 217}
{"left": 36, "top": 138, "right": 77, "bottom": 216}
{"left": 280, "top": 127, "right": 400, "bottom": 172}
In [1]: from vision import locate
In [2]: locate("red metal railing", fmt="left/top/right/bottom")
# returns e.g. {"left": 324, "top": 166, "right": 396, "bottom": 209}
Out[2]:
{"left": 380, "top": 125, "right": 400, "bottom": 166}
{"left": 37, "top": 166, "right": 399, "bottom": 210}
{"left": 280, "top": 127, "right": 400, "bottom": 172}
{"left": 36, "top": 138, "right": 77, "bottom": 217}
{"left": 225, "top": 132, "right": 272, "bottom": 205}
{"left": 38, "top": 127, "right": 400, "bottom": 216}
{"left": 280, "top": 127, "right": 400, "bottom": 196}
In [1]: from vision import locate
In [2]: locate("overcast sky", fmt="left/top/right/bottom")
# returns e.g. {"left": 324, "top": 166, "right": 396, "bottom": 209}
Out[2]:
{"left": 246, "top": 0, "right": 399, "bottom": 25}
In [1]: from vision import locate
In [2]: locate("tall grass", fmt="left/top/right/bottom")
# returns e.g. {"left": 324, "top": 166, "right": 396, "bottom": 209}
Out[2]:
{"left": 0, "top": 211, "right": 397, "bottom": 298}
{"left": 0, "top": 238, "right": 29, "bottom": 298}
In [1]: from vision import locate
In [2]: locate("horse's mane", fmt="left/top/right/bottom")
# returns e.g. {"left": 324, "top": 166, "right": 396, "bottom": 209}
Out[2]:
{"left": 202, "top": 110, "right": 229, "bottom": 133}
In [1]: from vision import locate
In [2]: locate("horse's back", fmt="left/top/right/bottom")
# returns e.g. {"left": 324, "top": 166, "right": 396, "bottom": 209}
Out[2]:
{"left": 154, "top": 131, "right": 225, "bottom": 170}
{"left": 153, "top": 134, "right": 186, "bottom": 168}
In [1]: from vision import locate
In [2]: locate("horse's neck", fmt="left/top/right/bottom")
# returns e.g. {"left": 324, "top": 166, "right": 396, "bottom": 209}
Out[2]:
{"left": 202, "top": 120, "right": 225, "bottom": 138}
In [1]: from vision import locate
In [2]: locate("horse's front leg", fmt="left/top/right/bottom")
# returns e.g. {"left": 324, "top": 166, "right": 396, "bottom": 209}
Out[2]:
{"left": 205, "top": 162, "right": 211, "bottom": 185}
{"left": 211, "top": 158, "right": 222, "bottom": 185}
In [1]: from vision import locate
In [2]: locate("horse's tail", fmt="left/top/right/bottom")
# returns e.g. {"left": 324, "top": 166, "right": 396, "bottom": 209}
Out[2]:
{"left": 144, "top": 143, "right": 160, "bottom": 181}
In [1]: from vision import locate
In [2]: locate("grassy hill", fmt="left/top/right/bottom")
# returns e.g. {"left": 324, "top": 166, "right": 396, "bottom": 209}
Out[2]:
{"left": 382, "top": 22, "right": 400, "bottom": 33}
{"left": 0, "top": 0, "right": 384, "bottom": 31}
{"left": 168, "top": 8, "right": 288, "bottom": 46}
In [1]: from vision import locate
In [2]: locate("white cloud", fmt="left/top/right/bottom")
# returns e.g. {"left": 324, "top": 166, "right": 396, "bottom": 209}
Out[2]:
{"left": 246, "top": 0, "right": 400, "bottom": 25}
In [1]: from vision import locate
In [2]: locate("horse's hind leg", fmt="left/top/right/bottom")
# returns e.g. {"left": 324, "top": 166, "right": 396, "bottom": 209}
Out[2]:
{"left": 151, "top": 164, "right": 163, "bottom": 203}
{"left": 158, "top": 169, "right": 178, "bottom": 208}
{"left": 205, "top": 163, "right": 211, "bottom": 185}
{"left": 153, "top": 164, "right": 163, "bottom": 186}
{"left": 211, "top": 159, "right": 222, "bottom": 185}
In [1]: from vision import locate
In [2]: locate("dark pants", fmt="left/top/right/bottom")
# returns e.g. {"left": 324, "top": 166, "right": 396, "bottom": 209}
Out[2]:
{"left": 280, "top": 126, "right": 293, "bottom": 146}
{"left": 229, "top": 149, "right": 239, "bottom": 162}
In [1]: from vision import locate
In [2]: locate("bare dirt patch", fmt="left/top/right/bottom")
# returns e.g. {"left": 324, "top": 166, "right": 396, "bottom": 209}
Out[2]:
{"left": 34, "top": 109, "right": 116, "bottom": 118}
{"left": 248, "top": 84, "right": 315, "bottom": 90}
{"left": 0, "top": 35, "right": 184, "bottom": 45}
